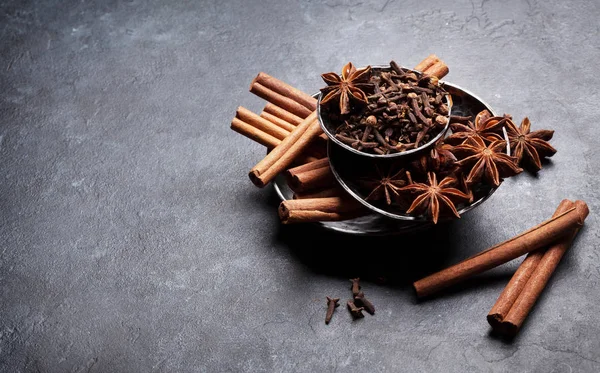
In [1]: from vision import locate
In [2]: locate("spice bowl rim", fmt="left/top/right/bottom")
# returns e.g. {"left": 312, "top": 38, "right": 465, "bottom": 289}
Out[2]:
{"left": 317, "top": 64, "right": 452, "bottom": 159}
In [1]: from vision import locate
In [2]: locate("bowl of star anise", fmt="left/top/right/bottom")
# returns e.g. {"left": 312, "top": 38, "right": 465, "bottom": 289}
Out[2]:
{"left": 317, "top": 61, "right": 452, "bottom": 159}
{"left": 324, "top": 79, "right": 524, "bottom": 224}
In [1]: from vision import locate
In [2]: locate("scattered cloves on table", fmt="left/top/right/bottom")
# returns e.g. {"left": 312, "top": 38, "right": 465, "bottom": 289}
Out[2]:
{"left": 325, "top": 296, "right": 340, "bottom": 325}
{"left": 350, "top": 278, "right": 361, "bottom": 296}
{"left": 347, "top": 300, "right": 365, "bottom": 319}
{"left": 354, "top": 292, "right": 375, "bottom": 315}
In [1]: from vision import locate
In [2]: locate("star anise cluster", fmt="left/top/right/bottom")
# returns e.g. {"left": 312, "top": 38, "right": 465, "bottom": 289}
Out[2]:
{"left": 354, "top": 109, "right": 553, "bottom": 223}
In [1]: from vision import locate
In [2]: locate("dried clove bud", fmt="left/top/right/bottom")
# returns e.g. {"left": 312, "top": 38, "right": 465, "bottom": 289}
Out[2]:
{"left": 325, "top": 296, "right": 340, "bottom": 324}
{"left": 349, "top": 278, "right": 361, "bottom": 296}
{"left": 365, "top": 115, "right": 377, "bottom": 126}
{"left": 354, "top": 292, "right": 375, "bottom": 315}
{"left": 347, "top": 300, "right": 365, "bottom": 319}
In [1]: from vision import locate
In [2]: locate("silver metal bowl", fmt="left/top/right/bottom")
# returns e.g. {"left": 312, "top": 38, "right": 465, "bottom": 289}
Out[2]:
{"left": 317, "top": 65, "right": 452, "bottom": 159}
{"left": 327, "top": 81, "right": 509, "bottom": 222}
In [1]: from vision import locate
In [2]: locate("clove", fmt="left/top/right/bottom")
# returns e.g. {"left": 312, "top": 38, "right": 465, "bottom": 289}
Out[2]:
{"left": 354, "top": 292, "right": 375, "bottom": 315}
{"left": 349, "top": 278, "right": 361, "bottom": 296}
{"left": 325, "top": 296, "right": 340, "bottom": 324}
{"left": 347, "top": 300, "right": 365, "bottom": 319}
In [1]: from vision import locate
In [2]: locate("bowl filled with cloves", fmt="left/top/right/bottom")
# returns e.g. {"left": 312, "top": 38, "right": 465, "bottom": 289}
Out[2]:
{"left": 317, "top": 62, "right": 452, "bottom": 159}
{"left": 317, "top": 61, "right": 523, "bottom": 224}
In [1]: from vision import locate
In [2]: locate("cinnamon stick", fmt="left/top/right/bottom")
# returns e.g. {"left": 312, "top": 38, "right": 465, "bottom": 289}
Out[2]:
{"left": 252, "top": 72, "right": 317, "bottom": 112}
{"left": 413, "top": 202, "right": 588, "bottom": 298}
{"left": 249, "top": 112, "right": 319, "bottom": 187}
{"left": 414, "top": 54, "right": 440, "bottom": 72}
{"left": 236, "top": 106, "right": 290, "bottom": 140}
{"left": 231, "top": 117, "right": 321, "bottom": 163}
{"left": 260, "top": 111, "right": 296, "bottom": 132}
{"left": 487, "top": 199, "right": 573, "bottom": 329}
{"left": 250, "top": 82, "right": 313, "bottom": 118}
{"left": 423, "top": 61, "right": 449, "bottom": 79}
{"left": 500, "top": 200, "right": 589, "bottom": 336}
{"left": 286, "top": 158, "right": 336, "bottom": 193}
{"left": 263, "top": 103, "right": 329, "bottom": 143}
{"left": 264, "top": 103, "right": 305, "bottom": 124}
{"left": 231, "top": 117, "right": 281, "bottom": 149}
{"left": 278, "top": 197, "right": 366, "bottom": 224}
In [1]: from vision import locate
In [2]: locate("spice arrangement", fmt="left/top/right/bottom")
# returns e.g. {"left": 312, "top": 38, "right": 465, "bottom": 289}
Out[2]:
{"left": 229, "top": 54, "right": 588, "bottom": 336}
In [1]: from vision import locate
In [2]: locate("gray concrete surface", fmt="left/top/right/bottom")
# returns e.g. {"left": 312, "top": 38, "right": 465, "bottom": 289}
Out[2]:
{"left": 1, "top": 0, "right": 599, "bottom": 372}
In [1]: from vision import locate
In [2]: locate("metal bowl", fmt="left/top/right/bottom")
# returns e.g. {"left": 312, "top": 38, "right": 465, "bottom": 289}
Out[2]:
{"left": 317, "top": 65, "right": 452, "bottom": 159}
{"left": 327, "top": 82, "right": 509, "bottom": 222}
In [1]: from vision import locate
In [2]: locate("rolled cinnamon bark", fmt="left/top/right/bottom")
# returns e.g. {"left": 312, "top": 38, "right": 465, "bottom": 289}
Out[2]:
{"left": 500, "top": 200, "right": 589, "bottom": 336}
{"left": 286, "top": 158, "right": 336, "bottom": 193}
{"left": 414, "top": 55, "right": 440, "bottom": 73}
{"left": 413, "top": 202, "right": 588, "bottom": 298}
{"left": 263, "top": 104, "right": 329, "bottom": 145}
{"left": 487, "top": 199, "right": 574, "bottom": 328}
{"left": 231, "top": 117, "right": 281, "bottom": 149}
{"left": 250, "top": 82, "right": 313, "bottom": 118}
{"left": 260, "top": 111, "right": 296, "bottom": 133}
{"left": 423, "top": 61, "right": 449, "bottom": 79}
{"left": 264, "top": 103, "right": 305, "bottom": 124}
{"left": 249, "top": 113, "right": 319, "bottom": 187}
{"left": 252, "top": 72, "right": 317, "bottom": 112}
{"left": 278, "top": 197, "right": 366, "bottom": 224}
{"left": 231, "top": 117, "right": 322, "bottom": 164}
{"left": 236, "top": 106, "right": 290, "bottom": 140}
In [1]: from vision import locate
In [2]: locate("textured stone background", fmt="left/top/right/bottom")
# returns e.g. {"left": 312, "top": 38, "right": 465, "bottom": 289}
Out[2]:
{"left": 1, "top": 0, "right": 599, "bottom": 372}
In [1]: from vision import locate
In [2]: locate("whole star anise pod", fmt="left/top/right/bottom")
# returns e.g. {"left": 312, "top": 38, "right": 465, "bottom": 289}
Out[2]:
{"left": 397, "top": 172, "right": 470, "bottom": 224}
{"left": 357, "top": 166, "right": 407, "bottom": 205}
{"left": 446, "top": 110, "right": 507, "bottom": 145}
{"left": 320, "top": 62, "right": 373, "bottom": 115}
{"left": 506, "top": 117, "right": 556, "bottom": 172}
{"left": 452, "top": 136, "right": 522, "bottom": 187}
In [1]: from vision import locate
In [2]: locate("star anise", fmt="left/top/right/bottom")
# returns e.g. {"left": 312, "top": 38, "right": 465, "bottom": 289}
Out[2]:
{"left": 452, "top": 136, "right": 522, "bottom": 187}
{"left": 357, "top": 165, "right": 406, "bottom": 205}
{"left": 446, "top": 110, "right": 507, "bottom": 145}
{"left": 320, "top": 62, "right": 373, "bottom": 115}
{"left": 506, "top": 117, "right": 556, "bottom": 171}
{"left": 397, "top": 172, "right": 470, "bottom": 224}
{"left": 412, "top": 140, "right": 458, "bottom": 176}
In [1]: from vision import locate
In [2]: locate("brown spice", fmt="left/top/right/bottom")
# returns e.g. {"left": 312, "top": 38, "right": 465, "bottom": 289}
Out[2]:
{"left": 487, "top": 199, "right": 574, "bottom": 330}
{"left": 325, "top": 297, "right": 340, "bottom": 325}
{"left": 413, "top": 202, "right": 588, "bottom": 298}
{"left": 354, "top": 292, "right": 375, "bottom": 315}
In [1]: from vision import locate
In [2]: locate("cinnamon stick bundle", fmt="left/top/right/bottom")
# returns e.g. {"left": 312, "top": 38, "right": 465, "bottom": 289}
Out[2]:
{"left": 231, "top": 111, "right": 323, "bottom": 163}
{"left": 413, "top": 201, "right": 589, "bottom": 298}
{"left": 285, "top": 158, "right": 336, "bottom": 193}
{"left": 230, "top": 118, "right": 281, "bottom": 149}
{"left": 278, "top": 197, "right": 367, "bottom": 224}
{"left": 262, "top": 103, "right": 329, "bottom": 143}
{"left": 495, "top": 200, "right": 588, "bottom": 336}
{"left": 264, "top": 103, "right": 304, "bottom": 124}
{"left": 252, "top": 72, "right": 317, "bottom": 112}
{"left": 249, "top": 112, "right": 320, "bottom": 187}
{"left": 260, "top": 111, "right": 296, "bottom": 132}
{"left": 487, "top": 199, "right": 573, "bottom": 329}
{"left": 236, "top": 106, "right": 290, "bottom": 140}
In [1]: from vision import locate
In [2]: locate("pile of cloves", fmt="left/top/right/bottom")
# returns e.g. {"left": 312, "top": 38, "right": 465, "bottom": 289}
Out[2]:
{"left": 328, "top": 61, "right": 450, "bottom": 155}
{"left": 325, "top": 277, "right": 376, "bottom": 324}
